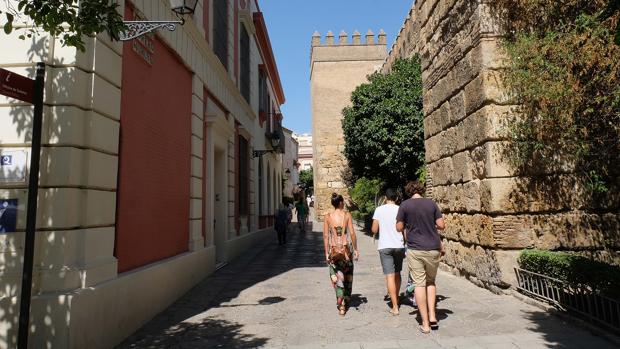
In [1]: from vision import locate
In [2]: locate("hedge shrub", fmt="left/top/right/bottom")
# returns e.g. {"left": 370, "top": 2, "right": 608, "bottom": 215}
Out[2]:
{"left": 348, "top": 177, "right": 384, "bottom": 224}
{"left": 519, "top": 249, "right": 620, "bottom": 299}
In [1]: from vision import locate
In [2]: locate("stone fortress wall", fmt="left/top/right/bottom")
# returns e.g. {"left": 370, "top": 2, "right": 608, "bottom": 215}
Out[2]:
{"left": 383, "top": 0, "right": 619, "bottom": 291}
{"left": 310, "top": 30, "right": 387, "bottom": 220}
{"left": 311, "top": 0, "right": 619, "bottom": 291}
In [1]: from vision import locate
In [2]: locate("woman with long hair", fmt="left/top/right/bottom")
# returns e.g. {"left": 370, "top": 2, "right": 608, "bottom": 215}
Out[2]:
{"left": 323, "top": 193, "right": 359, "bottom": 316}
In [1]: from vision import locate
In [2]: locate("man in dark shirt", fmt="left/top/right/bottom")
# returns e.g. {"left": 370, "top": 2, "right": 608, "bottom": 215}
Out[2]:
{"left": 396, "top": 181, "right": 445, "bottom": 334}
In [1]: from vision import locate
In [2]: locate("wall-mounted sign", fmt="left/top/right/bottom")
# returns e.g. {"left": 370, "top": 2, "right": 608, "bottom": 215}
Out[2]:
{"left": 0, "top": 149, "right": 28, "bottom": 184}
{"left": 1, "top": 155, "right": 12, "bottom": 165}
{"left": 0, "top": 199, "right": 18, "bottom": 233}
{"left": 0, "top": 68, "right": 35, "bottom": 103}
{"left": 131, "top": 11, "right": 155, "bottom": 65}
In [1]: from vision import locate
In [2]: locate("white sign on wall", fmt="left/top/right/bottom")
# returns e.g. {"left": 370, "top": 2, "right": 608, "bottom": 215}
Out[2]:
{"left": 0, "top": 149, "right": 28, "bottom": 184}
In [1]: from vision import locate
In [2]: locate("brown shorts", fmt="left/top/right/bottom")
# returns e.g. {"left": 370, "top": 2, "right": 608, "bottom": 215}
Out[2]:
{"left": 407, "top": 249, "right": 441, "bottom": 287}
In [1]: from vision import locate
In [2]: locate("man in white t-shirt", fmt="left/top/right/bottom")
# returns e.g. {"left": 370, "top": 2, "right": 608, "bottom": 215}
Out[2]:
{"left": 371, "top": 188, "right": 406, "bottom": 315}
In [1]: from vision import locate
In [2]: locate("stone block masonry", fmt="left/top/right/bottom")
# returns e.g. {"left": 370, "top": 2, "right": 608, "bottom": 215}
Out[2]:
{"left": 310, "top": 30, "right": 387, "bottom": 220}
{"left": 382, "top": 0, "right": 620, "bottom": 290}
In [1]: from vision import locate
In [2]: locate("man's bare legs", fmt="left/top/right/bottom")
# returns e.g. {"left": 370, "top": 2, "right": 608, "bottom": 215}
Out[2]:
{"left": 414, "top": 286, "right": 429, "bottom": 331}
{"left": 427, "top": 283, "right": 437, "bottom": 323}
{"left": 415, "top": 283, "right": 437, "bottom": 331}
{"left": 386, "top": 273, "right": 402, "bottom": 314}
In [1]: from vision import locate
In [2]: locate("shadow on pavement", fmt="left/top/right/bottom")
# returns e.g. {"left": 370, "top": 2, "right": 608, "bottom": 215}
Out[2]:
{"left": 408, "top": 307, "right": 453, "bottom": 322}
{"left": 349, "top": 294, "right": 369, "bottom": 310}
{"left": 520, "top": 309, "right": 618, "bottom": 348}
{"left": 118, "top": 223, "right": 324, "bottom": 348}
{"left": 119, "top": 317, "right": 268, "bottom": 349}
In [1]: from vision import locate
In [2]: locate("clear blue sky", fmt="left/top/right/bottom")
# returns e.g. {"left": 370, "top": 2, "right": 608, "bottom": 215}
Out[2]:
{"left": 260, "top": 1, "right": 414, "bottom": 135}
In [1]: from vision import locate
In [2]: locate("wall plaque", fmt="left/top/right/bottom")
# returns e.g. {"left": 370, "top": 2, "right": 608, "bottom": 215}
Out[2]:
{"left": 0, "top": 149, "right": 28, "bottom": 184}
{"left": 0, "top": 199, "right": 18, "bottom": 233}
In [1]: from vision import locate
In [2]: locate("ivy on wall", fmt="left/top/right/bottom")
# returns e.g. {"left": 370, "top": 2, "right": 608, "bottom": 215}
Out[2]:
{"left": 494, "top": 0, "right": 620, "bottom": 195}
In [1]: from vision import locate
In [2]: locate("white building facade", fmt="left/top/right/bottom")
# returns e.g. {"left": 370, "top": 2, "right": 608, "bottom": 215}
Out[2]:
{"left": 293, "top": 133, "right": 313, "bottom": 171}
{"left": 0, "top": 1, "right": 286, "bottom": 347}
{"left": 282, "top": 127, "right": 299, "bottom": 198}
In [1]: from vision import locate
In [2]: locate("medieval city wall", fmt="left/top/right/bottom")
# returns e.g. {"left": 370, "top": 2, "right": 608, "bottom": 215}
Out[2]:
{"left": 384, "top": 0, "right": 619, "bottom": 290}
{"left": 310, "top": 31, "right": 387, "bottom": 220}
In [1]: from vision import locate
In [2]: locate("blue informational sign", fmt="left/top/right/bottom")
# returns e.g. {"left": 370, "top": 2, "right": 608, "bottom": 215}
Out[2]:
{"left": 0, "top": 199, "right": 18, "bottom": 233}
{"left": 0, "top": 155, "right": 12, "bottom": 166}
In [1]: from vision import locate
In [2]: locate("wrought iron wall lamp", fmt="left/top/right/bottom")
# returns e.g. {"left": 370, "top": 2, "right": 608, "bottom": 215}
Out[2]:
{"left": 119, "top": 0, "right": 199, "bottom": 41}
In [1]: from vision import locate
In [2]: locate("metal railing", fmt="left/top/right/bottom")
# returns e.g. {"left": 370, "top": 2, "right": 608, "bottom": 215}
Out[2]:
{"left": 515, "top": 268, "right": 620, "bottom": 334}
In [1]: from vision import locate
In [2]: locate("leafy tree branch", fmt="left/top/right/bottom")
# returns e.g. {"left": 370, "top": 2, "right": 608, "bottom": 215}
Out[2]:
{"left": 1, "top": 0, "right": 125, "bottom": 51}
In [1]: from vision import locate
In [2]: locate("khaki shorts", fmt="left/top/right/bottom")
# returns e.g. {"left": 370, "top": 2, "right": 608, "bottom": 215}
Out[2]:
{"left": 407, "top": 249, "right": 441, "bottom": 287}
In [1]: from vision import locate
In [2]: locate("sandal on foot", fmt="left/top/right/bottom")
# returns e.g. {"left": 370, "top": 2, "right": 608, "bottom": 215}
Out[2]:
{"left": 430, "top": 321, "right": 439, "bottom": 330}
{"left": 419, "top": 326, "right": 431, "bottom": 334}
{"left": 388, "top": 309, "right": 399, "bottom": 316}
{"left": 339, "top": 306, "right": 346, "bottom": 316}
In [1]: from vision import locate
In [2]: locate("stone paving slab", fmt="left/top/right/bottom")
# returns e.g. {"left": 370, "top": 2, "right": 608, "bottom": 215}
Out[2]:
{"left": 118, "top": 223, "right": 616, "bottom": 349}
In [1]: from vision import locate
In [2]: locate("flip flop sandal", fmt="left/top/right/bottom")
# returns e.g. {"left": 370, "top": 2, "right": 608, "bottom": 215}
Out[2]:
{"left": 430, "top": 321, "right": 439, "bottom": 330}
{"left": 419, "top": 326, "right": 431, "bottom": 334}
{"left": 388, "top": 309, "right": 399, "bottom": 316}
{"left": 339, "top": 306, "right": 346, "bottom": 316}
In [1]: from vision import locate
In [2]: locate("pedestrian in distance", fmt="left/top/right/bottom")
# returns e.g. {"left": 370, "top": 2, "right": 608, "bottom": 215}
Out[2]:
{"left": 371, "top": 188, "right": 406, "bottom": 316}
{"left": 323, "top": 193, "right": 359, "bottom": 316}
{"left": 275, "top": 203, "right": 290, "bottom": 245}
{"left": 295, "top": 198, "right": 309, "bottom": 233}
{"left": 396, "top": 180, "right": 445, "bottom": 334}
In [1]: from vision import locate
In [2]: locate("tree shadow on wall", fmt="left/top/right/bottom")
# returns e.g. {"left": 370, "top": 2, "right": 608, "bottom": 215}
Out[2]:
{"left": 488, "top": 109, "right": 620, "bottom": 260}
{"left": 1, "top": 35, "right": 106, "bottom": 348}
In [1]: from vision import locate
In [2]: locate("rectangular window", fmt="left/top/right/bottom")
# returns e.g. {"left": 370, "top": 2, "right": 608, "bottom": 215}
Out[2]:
{"left": 258, "top": 69, "right": 268, "bottom": 113}
{"left": 238, "top": 135, "right": 249, "bottom": 216}
{"left": 213, "top": 0, "right": 228, "bottom": 69}
{"left": 240, "top": 25, "right": 250, "bottom": 103}
{"left": 258, "top": 157, "right": 263, "bottom": 215}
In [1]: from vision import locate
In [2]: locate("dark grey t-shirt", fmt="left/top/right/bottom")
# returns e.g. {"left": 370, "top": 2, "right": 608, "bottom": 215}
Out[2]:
{"left": 396, "top": 197, "right": 442, "bottom": 250}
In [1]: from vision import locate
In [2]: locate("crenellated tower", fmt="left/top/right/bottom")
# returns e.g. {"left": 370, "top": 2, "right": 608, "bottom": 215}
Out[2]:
{"left": 310, "top": 30, "right": 388, "bottom": 220}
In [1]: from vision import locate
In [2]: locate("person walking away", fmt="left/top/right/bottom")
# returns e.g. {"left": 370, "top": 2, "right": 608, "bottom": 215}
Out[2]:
{"left": 371, "top": 188, "right": 406, "bottom": 316}
{"left": 323, "top": 193, "right": 359, "bottom": 316}
{"left": 396, "top": 181, "right": 445, "bottom": 333}
{"left": 275, "top": 203, "right": 289, "bottom": 245}
{"left": 295, "top": 199, "right": 309, "bottom": 233}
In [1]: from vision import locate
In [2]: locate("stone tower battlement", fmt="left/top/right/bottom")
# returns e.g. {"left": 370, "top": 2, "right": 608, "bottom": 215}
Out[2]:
{"left": 311, "top": 29, "right": 387, "bottom": 46}
{"left": 310, "top": 30, "right": 388, "bottom": 220}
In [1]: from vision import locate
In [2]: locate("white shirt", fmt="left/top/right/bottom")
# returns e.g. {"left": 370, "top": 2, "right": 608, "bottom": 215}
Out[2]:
{"left": 372, "top": 203, "right": 404, "bottom": 250}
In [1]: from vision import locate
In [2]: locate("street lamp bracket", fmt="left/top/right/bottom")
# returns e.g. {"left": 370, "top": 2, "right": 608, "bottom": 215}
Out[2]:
{"left": 119, "top": 0, "right": 198, "bottom": 41}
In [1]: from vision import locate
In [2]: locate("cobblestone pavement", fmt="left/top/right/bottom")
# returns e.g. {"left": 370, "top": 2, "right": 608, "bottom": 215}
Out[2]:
{"left": 119, "top": 223, "right": 616, "bottom": 349}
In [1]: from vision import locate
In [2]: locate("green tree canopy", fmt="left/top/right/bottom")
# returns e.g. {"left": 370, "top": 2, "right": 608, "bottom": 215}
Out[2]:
{"left": 1, "top": 0, "right": 125, "bottom": 51}
{"left": 298, "top": 168, "right": 313, "bottom": 195}
{"left": 342, "top": 56, "right": 425, "bottom": 189}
